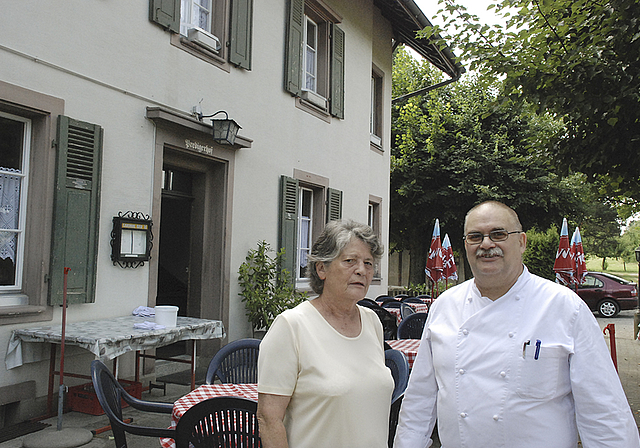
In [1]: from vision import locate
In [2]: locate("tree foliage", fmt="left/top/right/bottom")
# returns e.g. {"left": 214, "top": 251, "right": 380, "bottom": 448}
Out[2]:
{"left": 423, "top": 0, "right": 640, "bottom": 199}
{"left": 523, "top": 226, "right": 559, "bottom": 280}
{"left": 391, "top": 49, "right": 586, "bottom": 283}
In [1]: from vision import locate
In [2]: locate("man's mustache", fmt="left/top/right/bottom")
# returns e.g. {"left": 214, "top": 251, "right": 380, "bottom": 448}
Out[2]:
{"left": 476, "top": 247, "right": 503, "bottom": 258}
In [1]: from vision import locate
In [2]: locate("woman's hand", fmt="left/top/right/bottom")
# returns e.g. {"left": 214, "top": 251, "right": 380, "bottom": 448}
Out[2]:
{"left": 257, "top": 393, "right": 291, "bottom": 448}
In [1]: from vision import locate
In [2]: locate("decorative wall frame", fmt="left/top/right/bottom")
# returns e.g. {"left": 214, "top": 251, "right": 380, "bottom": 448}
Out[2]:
{"left": 110, "top": 211, "right": 153, "bottom": 268}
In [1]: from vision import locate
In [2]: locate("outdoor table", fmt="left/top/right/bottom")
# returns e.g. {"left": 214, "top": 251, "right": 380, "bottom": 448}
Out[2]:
{"left": 160, "top": 383, "right": 258, "bottom": 448}
{"left": 6, "top": 315, "right": 225, "bottom": 414}
{"left": 385, "top": 301, "right": 429, "bottom": 323}
{"left": 387, "top": 339, "right": 420, "bottom": 369}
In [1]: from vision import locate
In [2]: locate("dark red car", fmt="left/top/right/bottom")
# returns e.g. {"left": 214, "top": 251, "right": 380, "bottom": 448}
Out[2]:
{"left": 575, "top": 272, "right": 638, "bottom": 318}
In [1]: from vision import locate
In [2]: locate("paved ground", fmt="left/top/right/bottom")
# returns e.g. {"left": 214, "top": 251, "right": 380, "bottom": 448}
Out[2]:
{"left": 2, "top": 310, "right": 639, "bottom": 448}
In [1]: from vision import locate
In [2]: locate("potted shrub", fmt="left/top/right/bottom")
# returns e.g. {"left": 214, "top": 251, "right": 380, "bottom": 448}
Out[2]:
{"left": 238, "top": 240, "right": 307, "bottom": 337}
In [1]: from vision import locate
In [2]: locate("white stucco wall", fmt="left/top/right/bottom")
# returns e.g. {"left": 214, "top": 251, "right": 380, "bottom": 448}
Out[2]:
{"left": 0, "top": 0, "right": 396, "bottom": 414}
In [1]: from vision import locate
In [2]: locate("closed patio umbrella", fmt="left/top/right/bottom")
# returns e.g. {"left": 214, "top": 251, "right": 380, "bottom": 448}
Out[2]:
{"left": 442, "top": 233, "right": 457, "bottom": 288}
{"left": 553, "top": 218, "right": 575, "bottom": 285}
{"left": 571, "top": 227, "right": 587, "bottom": 285}
{"left": 425, "top": 219, "right": 444, "bottom": 296}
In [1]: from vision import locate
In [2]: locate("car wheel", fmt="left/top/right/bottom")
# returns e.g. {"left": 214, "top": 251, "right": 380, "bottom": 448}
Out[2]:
{"left": 598, "top": 299, "right": 619, "bottom": 318}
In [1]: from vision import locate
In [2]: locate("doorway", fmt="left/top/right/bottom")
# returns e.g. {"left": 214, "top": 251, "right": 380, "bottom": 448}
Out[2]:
{"left": 156, "top": 167, "right": 194, "bottom": 357}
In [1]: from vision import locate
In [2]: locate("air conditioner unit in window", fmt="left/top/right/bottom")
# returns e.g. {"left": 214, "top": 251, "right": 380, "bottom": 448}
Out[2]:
{"left": 187, "top": 27, "right": 221, "bottom": 53}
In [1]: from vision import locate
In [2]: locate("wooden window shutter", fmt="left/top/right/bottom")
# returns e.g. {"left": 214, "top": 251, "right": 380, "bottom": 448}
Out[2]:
{"left": 229, "top": 0, "right": 253, "bottom": 70}
{"left": 284, "top": 0, "right": 304, "bottom": 96}
{"left": 326, "top": 188, "right": 342, "bottom": 222}
{"left": 330, "top": 24, "right": 345, "bottom": 119}
{"left": 149, "top": 0, "right": 180, "bottom": 33}
{"left": 49, "top": 116, "right": 102, "bottom": 305}
{"left": 279, "top": 176, "right": 299, "bottom": 283}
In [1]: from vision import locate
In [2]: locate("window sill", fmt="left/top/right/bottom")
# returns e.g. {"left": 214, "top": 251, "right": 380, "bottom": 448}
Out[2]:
{"left": 370, "top": 141, "right": 384, "bottom": 154}
{"left": 0, "top": 304, "right": 53, "bottom": 325}
{"left": 171, "top": 34, "right": 230, "bottom": 73}
{"left": 295, "top": 98, "right": 331, "bottom": 123}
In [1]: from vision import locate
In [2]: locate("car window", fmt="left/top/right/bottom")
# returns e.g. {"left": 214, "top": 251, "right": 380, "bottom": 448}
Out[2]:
{"left": 580, "top": 275, "right": 604, "bottom": 288}
{"left": 598, "top": 272, "right": 632, "bottom": 284}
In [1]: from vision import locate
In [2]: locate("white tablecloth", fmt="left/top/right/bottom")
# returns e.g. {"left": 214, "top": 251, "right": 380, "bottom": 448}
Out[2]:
{"left": 6, "top": 315, "right": 225, "bottom": 369}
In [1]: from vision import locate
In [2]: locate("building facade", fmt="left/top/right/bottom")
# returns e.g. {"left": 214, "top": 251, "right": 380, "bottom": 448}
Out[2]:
{"left": 0, "top": 0, "right": 460, "bottom": 422}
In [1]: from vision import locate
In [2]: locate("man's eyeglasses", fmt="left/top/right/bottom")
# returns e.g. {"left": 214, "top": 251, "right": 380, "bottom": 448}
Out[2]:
{"left": 463, "top": 230, "right": 522, "bottom": 245}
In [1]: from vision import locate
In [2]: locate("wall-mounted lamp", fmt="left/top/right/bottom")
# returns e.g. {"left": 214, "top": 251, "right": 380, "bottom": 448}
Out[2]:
{"left": 110, "top": 211, "right": 153, "bottom": 268}
{"left": 193, "top": 105, "right": 242, "bottom": 145}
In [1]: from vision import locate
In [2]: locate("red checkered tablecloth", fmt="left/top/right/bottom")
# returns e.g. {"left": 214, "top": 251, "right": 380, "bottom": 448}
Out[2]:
{"left": 160, "top": 383, "right": 258, "bottom": 448}
{"left": 385, "top": 302, "right": 429, "bottom": 323}
{"left": 387, "top": 339, "right": 421, "bottom": 369}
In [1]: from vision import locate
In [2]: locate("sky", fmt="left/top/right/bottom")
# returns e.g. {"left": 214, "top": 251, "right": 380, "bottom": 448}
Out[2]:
{"left": 414, "top": 0, "right": 503, "bottom": 27}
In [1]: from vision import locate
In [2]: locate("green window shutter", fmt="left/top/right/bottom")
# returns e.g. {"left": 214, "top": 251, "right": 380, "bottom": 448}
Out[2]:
{"left": 49, "top": 116, "right": 102, "bottom": 305}
{"left": 284, "top": 0, "right": 304, "bottom": 96}
{"left": 229, "top": 0, "right": 253, "bottom": 70}
{"left": 330, "top": 24, "right": 345, "bottom": 119}
{"left": 149, "top": 0, "right": 180, "bottom": 33}
{"left": 326, "top": 188, "right": 342, "bottom": 222}
{"left": 279, "top": 176, "right": 299, "bottom": 283}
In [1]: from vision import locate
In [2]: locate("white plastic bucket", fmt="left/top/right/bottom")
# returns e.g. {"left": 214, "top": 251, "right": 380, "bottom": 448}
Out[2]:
{"left": 155, "top": 305, "right": 179, "bottom": 328}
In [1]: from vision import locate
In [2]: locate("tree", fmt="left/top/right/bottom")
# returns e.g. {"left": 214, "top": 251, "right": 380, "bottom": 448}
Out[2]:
{"left": 523, "top": 226, "right": 559, "bottom": 281}
{"left": 424, "top": 0, "right": 640, "bottom": 200}
{"left": 391, "top": 49, "right": 585, "bottom": 283}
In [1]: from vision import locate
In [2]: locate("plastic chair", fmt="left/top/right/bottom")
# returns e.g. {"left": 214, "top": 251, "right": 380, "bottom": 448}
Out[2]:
{"left": 397, "top": 312, "right": 427, "bottom": 339}
{"left": 205, "top": 338, "right": 261, "bottom": 384}
{"left": 91, "top": 360, "right": 174, "bottom": 448}
{"left": 175, "top": 396, "right": 261, "bottom": 448}
{"left": 376, "top": 294, "right": 393, "bottom": 302}
{"left": 382, "top": 301, "right": 415, "bottom": 320}
{"left": 358, "top": 299, "right": 398, "bottom": 340}
{"left": 379, "top": 297, "right": 399, "bottom": 306}
{"left": 401, "top": 297, "right": 423, "bottom": 304}
{"left": 385, "top": 348, "right": 409, "bottom": 403}
{"left": 394, "top": 294, "right": 409, "bottom": 299}
{"left": 385, "top": 349, "right": 409, "bottom": 448}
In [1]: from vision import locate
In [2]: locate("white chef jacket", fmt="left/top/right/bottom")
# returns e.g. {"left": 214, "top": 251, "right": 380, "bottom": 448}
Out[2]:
{"left": 394, "top": 266, "right": 640, "bottom": 448}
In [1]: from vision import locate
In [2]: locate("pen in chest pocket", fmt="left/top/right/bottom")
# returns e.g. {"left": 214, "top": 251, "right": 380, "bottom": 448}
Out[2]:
{"left": 534, "top": 339, "right": 542, "bottom": 360}
{"left": 522, "top": 340, "right": 530, "bottom": 358}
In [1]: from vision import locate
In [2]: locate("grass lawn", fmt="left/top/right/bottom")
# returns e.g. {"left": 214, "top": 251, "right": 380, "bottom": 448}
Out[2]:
{"left": 586, "top": 257, "right": 639, "bottom": 283}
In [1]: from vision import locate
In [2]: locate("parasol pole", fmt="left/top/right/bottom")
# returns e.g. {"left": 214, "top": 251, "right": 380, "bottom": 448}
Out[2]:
{"left": 57, "top": 267, "right": 70, "bottom": 431}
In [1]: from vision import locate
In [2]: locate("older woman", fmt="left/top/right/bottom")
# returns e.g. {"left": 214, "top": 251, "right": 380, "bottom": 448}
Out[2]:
{"left": 257, "top": 219, "right": 394, "bottom": 448}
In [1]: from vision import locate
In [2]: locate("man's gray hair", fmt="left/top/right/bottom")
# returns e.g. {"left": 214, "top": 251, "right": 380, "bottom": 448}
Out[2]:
{"left": 307, "top": 219, "right": 384, "bottom": 294}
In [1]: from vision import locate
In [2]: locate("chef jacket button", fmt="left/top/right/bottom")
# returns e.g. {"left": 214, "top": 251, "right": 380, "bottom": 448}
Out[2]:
{"left": 493, "top": 415, "right": 500, "bottom": 421}
{"left": 500, "top": 371, "right": 506, "bottom": 378}
{"left": 460, "top": 412, "right": 468, "bottom": 418}
{"left": 467, "top": 297, "right": 472, "bottom": 302}
{"left": 508, "top": 332, "right": 514, "bottom": 338}
{"left": 458, "top": 369, "right": 465, "bottom": 375}
{"left": 462, "top": 329, "right": 469, "bottom": 336}
{"left": 515, "top": 296, "right": 521, "bottom": 301}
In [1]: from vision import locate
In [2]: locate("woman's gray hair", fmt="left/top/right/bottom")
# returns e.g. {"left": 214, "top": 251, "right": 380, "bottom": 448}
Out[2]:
{"left": 307, "top": 219, "right": 384, "bottom": 294}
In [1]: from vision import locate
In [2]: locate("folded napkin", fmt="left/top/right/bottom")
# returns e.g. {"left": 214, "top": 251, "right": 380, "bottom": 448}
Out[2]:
{"left": 132, "top": 306, "right": 155, "bottom": 317}
{"left": 133, "top": 321, "right": 166, "bottom": 330}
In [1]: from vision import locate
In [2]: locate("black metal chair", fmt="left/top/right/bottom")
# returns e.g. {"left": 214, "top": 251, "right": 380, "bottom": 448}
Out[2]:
{"left": 205, "top": 338, "right": 261, "bottom": 384}
{"left": 385, "top": 349, "right": 410, "bottom": 448}
{"left": 394, "top": 294, "right": 409, "bottom": 300}
{"left": 382, "top": 301, "right": 415, "bottom": 320}
{"left": 401, "top": 297, "right": 424, "bottom": 304}
{"left": 358, "top": 299, "right": 398, "bottom": 340}
{"left": 175, "top": 396, "right": 261, "bottom": 448}
{"left": 91, "top": 360, "right": 174, "bottom": 448}
{"left": 396, "top": 312, "right": 428, "bottom": 339}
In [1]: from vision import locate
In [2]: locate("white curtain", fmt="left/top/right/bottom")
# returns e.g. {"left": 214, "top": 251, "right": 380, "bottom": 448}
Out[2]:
{"left": 299, "top": 220, "right": 310, "bottom": 270}
{"left": 0, "top": 168, "right": 21, "bottom": 262}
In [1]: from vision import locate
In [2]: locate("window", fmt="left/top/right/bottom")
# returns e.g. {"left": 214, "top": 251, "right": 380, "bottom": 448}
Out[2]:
{"left": 370, "top": 68, "right": 383, "bottom": 148}
{"left": 297, "top": 188, "right": 313, "bottom": 279}
{"left": 180, "top": 0, "right": 212, "bottom": 36}
{"left": 150, "top": 0, "right": 253, "bottom": 70}
{"left": 285, "top": 0, "right": 344, "bottom": 119}
{"left": 0, "top": 113, "right": 30, "bottom": 296}
{"left": 368, "top": 195, "right": 382, "bottom": 279}
{"left": 279, "top": 174, "right": 342, "bottom": 286}
{"left": 304, "top": 17, "right": 318, "bottom": 93}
